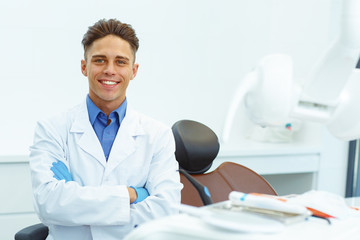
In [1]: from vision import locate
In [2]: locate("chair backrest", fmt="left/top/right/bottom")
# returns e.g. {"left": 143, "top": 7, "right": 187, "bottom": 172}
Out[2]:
{"left": 172, "top": 119, "right": 277, "bottom": 207}
{"left": 15, "top": 223, "right": 48, "bottom": 240}
{"left": 172, "top": 120, "right": 219, "bottom": 174}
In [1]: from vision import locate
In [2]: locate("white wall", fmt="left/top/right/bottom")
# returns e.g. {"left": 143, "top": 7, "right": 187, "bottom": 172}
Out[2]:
{"left": 0, "top": 0, "right": 339, "bottom": 155}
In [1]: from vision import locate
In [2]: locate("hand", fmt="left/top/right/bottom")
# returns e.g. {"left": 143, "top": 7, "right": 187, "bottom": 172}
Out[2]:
{"left": 129, "top": 186, "right": 149, "bottom": 204}
{"left": 51, "top": 161, "right": 73, "bottom": 182}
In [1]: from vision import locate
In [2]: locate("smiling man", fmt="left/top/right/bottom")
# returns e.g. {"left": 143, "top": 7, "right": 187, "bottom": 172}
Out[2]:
{"left": 29, "top": 19, "right": 182, "bottom": 240}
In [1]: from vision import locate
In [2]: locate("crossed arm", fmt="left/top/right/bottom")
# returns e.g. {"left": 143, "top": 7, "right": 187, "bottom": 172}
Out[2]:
{"left": 50, "top": 161, "right": 149, "bottom": 204}
{"left": 31, "top": 119, "right": 181, "bottom": 227}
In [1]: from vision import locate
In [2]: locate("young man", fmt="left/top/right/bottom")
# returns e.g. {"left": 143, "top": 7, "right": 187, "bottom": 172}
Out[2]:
{"left": 29, "top": 19, "right": 182, "bottom": 239}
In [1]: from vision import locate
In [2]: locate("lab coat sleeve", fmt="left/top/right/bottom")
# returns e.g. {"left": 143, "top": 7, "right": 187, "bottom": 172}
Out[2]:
{"left": 128, "top": 127, "right": 183, "bottom": 226}
{"left": 30, "top": 120, "right": 131, "bottom": 226}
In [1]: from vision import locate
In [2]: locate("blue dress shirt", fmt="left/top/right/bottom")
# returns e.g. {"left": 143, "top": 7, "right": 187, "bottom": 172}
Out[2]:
{"left": 86, "top": 95, "right": 127, "bottom": 161}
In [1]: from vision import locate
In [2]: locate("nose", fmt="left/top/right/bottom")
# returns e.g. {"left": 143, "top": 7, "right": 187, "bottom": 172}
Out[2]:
{"left": 103, "top": 63, "right": 116, "bottom": 75}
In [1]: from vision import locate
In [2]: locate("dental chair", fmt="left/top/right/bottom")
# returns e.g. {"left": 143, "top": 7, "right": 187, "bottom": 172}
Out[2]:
{"left": 172, "top": 119, "right": 277, "bottom": 207}
{"left": 14, "top": 223, "right": 48, "bottom": 240}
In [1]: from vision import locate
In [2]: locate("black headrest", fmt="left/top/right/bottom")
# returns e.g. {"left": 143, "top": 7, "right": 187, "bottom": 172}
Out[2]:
{"left": 172, "top": 120, "right": 220, "bottom": 174}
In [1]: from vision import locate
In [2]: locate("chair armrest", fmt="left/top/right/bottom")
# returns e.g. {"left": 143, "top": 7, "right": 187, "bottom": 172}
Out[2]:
{"left": 179, "top": 168, "right": 213, "bottom": 205}
{"left": 14, "top": 223, "right": 48, "bottom": 240}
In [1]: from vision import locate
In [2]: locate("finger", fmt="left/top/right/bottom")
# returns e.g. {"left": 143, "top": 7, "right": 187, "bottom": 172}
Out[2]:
{"left": 51, "top": 166, "right": 65, "bottom": 180}
{"left": 53, "top": 162, "right": 70, "bottom": 177}
{"left": 53, "top": 161, "right": 73, "bottom": 182}
{"left": 56, "top": 162, "right": 72, "bottom": 181}
{"left": 55, "top": 161, "right": 69, "bottom": 173}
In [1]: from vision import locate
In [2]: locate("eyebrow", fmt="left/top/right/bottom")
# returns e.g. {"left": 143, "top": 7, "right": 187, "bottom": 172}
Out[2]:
{"left": 91, "top": 55, "right": 130, "bottom": 61}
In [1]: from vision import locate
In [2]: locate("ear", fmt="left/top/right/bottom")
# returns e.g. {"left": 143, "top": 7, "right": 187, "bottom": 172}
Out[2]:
{"left": 131, "top": 63, "right": 139, "bottom": 80}
{"left": 81, "top": 60, "right": 88, "bottom": 77}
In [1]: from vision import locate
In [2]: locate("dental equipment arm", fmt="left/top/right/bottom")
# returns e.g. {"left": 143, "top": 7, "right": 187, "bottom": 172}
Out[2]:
{"left": 222, "top": 0, "right": 360, "bottom": 142}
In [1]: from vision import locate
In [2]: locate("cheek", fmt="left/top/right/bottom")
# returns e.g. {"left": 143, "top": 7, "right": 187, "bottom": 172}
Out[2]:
{"left": 88, "top": 67, "right": 101, "bottom": 79}
{"left": 118, "top": 69, "right": 133, "bottom": 80}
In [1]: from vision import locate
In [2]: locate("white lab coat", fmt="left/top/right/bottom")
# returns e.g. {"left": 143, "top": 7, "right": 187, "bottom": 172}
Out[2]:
{"left": 29, "top": 100, "right": 182, "bottom": 240}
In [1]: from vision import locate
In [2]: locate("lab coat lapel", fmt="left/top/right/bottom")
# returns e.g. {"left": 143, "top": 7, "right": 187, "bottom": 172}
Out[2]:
{"left": 105, "top": 107, "right": 144, "bottom": 176}
{"left": 70, "top": 102, "right": 107, "bottom": 167}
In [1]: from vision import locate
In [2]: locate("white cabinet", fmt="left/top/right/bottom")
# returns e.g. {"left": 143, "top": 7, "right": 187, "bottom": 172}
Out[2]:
{"left": 208, "top": 132, "right": 349, "bottom": 197}
{"left": 0, "top": 156, "right": 40, "bottom": 240}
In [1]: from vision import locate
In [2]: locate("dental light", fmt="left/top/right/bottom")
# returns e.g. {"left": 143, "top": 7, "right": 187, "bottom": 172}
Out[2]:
{"left": 222, "top": 0, "right": 360, "bottom": 143}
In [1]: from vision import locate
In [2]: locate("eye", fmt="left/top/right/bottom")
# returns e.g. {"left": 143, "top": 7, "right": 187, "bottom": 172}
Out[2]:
{"left": 95, "top": 59, "right": 105, "bottom": 63}
{"left": 117, "top": 60, "right": 126, "bottom": 65}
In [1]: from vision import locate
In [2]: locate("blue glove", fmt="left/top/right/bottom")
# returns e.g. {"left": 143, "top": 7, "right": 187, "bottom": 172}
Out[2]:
{"left": 51, "top": 161, "right": 73, "bottom": 182}
{"left": 130, "top": 186, "right": 149, "bottom": 204}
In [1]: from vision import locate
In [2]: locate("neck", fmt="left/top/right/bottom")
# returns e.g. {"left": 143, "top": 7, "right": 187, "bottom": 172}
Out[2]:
{"left": 89, "top": 95, "right": 125, "bottom": 117}
{"left": 98, "top": 103, "right": 119, "bottom": 117}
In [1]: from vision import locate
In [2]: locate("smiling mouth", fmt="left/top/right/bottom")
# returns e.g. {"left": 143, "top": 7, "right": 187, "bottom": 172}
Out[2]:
{"left": 99, "top": 80, "right": 119, "bottom": 86}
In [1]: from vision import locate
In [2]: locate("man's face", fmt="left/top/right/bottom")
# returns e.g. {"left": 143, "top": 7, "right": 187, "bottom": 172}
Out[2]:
{"left": 81, "top": 35, "right": 139, "bottom": 110}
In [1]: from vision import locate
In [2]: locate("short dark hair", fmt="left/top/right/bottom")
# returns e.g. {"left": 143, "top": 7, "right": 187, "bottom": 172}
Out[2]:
{"left": 82, "top": 19, "right": 139, "bottom": 60}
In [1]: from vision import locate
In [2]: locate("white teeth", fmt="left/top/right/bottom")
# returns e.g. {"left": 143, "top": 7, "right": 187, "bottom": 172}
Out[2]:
{"left": 101, "top": 81, "right": 117, "bottom": 85}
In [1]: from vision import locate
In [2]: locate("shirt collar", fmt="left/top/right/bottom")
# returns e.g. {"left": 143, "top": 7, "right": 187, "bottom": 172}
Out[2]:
{"left": 86, "top": 95, "right": 127, "bottom": 125}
